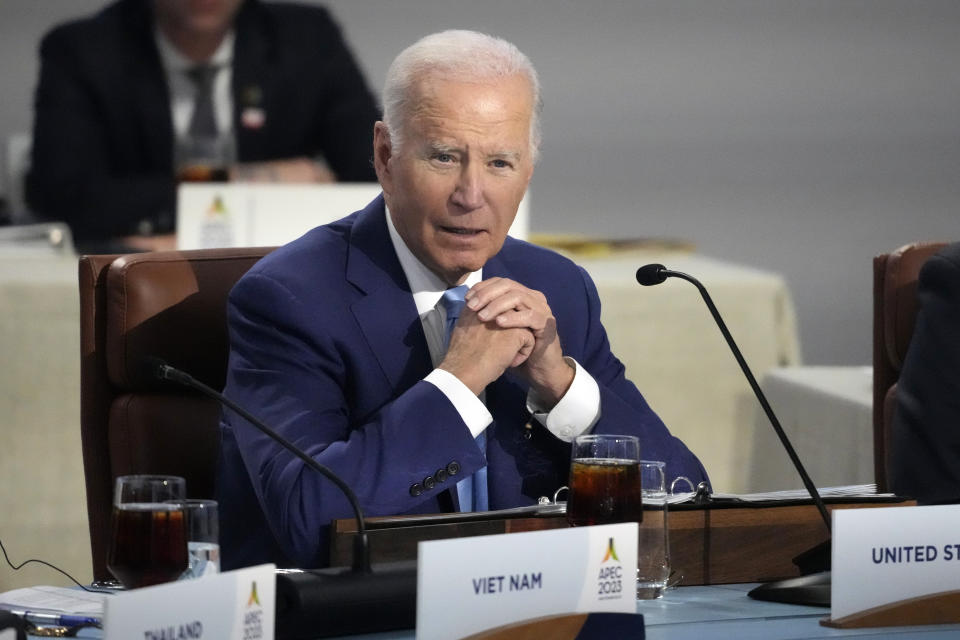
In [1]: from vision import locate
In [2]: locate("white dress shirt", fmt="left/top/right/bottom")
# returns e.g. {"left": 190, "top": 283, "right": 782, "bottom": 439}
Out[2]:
{"left": 384, "top": 207, "right": 600, "bottom": 442}
{"left": 154, "top": 28, "right": 235, "bottom": 145}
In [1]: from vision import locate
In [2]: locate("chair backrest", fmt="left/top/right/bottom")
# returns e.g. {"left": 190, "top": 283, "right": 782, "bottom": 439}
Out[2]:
{"left": 78, "top": 246, "right": 274, "bottom": 582}
{"left": 872, "top": 241, "right": 947, "bottom": 492}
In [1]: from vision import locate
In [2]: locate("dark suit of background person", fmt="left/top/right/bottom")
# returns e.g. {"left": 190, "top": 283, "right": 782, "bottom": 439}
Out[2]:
{"left": 889, "top": 242, "right": 960, "bottom": 505}
{"left": 216, "top": 195, "right": 710, "bottom": 569}
{"left": 26, "top": 0, "right": 379, "bottom": 253}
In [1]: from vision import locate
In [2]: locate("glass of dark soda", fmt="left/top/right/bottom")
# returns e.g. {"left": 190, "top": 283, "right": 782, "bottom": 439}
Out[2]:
{"left": 107, "top": 475, "right": 188, "bottom": 589}
{"left": 566, "top": 435, "right": 643, "bottom": 527}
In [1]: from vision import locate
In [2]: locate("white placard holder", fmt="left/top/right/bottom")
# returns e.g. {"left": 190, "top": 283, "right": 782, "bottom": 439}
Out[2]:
{"left": 176, "top": 183, "right": 530, "bottom": 249}
{"left": 823, "top": 505, "right": 960, "bottom": 628}
{"left": 416, "top": 523, "right": 638, "bottom": 640}
{"left": 103, "top": 564, "right": 275, "bottom": 640}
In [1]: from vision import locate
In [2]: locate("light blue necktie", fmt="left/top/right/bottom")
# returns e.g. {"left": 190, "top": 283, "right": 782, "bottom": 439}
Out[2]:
{"left": 440, "top": 286, "right": 489, "bottom": 512}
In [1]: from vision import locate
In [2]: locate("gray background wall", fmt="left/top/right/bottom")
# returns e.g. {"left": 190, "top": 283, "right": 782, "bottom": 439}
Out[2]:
{"left": 2, "top": 0, "right": 958, "bottom": 364}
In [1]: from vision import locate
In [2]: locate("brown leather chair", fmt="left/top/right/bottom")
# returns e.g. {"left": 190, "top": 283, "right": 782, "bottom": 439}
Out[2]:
{"left": 872, "top": 241, "right": 947, "bottom": 493}
{"left": 78, "top": 247, "right": 274, "bottom": 582}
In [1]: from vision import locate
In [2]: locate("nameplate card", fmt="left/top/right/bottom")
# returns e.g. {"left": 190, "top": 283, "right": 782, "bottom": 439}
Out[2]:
{"left": 104, "top": 564, "right": 275, "bottom": 640}
{"left": 176, "top": 183, "right": 384, "bottom": 249}
{"left": 416, "top": 523, "right": 638, "bottom": 640}
{"left": 176, "top": 183, "right": 530, "bottom": 250}
{"left": 832, "top": 505, "right": 960, "bottom": 619}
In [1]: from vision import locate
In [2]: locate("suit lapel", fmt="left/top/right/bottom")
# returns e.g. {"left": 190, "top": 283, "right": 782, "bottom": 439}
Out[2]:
{"left": 232, "top": 3, "right": 270, "bottom": 160}
{"left": 346, "top": 198, "right": 434, "bottom": 392}
{"left": 122, "top": 2, "right": 173, "bottom": 171}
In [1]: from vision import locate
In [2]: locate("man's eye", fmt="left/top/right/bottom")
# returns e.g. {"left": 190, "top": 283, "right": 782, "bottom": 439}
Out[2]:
{"left": 491, "top": 159, "right": 513, "bottom": 169}
{"left": 434, "top": 153, "right": 454, "bottom": 163}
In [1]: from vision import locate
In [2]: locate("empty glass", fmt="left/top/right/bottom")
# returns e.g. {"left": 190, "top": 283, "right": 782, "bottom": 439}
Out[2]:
{"left": 636, "top": 460, "right": 675, "bottom": 599}
{"left": 175, "top": 499, "right": 220, "bottom": 579}
{"left": 639, "top": 460, "right": 667, "bottom": 499}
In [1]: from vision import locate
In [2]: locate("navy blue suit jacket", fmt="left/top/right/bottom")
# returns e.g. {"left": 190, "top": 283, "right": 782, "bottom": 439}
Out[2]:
{"left": 27, "top": 0, "right": 378, "bottom": 250}
{"left": 217, "top": 196, "right": 709, "bottom": 569}
{"left": 890, "top": 242, "right": 960, "bottom": 504}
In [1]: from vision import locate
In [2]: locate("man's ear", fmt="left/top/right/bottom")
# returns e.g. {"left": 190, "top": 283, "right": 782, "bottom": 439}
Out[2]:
{"left": 373, "top": 122, "right": 393, "bottom": 194}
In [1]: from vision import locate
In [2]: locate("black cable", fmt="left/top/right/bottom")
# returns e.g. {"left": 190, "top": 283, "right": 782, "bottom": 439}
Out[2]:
{"left": 0, "top": 535, "right": 93, "bottom": 592}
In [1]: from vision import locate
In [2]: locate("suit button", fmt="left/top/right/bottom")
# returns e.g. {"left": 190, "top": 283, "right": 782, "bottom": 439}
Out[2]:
{"left": 423, "top": 475, "right": 436, "bottom": 490}
{"left": 446, "top": 461, "right": 461, "bottom": 477}
{"left": 435, "top": 468, "right": 448, "bottom": 483}
{"left": 409, "top": 483, "right": 423, "bottom": 497}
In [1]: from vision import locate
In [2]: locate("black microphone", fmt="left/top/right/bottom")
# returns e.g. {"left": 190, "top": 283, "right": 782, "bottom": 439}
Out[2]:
{"left": 636, "top": 264, "right": 832, "bottom": 606}
{"left": 144, "top": 358, "right": 416, "bottom": 638}
{"left": 635, "top": 263, "right": 669, "bottom": 286}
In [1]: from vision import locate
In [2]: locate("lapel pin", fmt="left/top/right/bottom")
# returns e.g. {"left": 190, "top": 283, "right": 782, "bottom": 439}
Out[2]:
{"left": 241, "top": 85, "right": 262, "bottom": 106}
{"left": 241, "top": 107, "right": 266, "bottom": 130}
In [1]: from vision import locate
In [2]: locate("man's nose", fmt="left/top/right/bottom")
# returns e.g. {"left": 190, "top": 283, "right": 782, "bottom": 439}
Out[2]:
{"left": 450, "top": 164, "right": 484, "bottom": 211}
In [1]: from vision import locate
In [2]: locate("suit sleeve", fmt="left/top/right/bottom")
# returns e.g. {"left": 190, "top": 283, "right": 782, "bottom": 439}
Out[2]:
{"left": 27, "top": 28, "right": 176, "bottom": 244}
{"left": 222, "top": 272, "right": 484, "bottom": 567}
{"left": 306, "top": 10, "right": 379, "bottom": 182}
{"left": 571, "top": 266, "right": 711, "bottom": 487}
{"left": 889, "top": 246, "right": 960, "bottom": 504}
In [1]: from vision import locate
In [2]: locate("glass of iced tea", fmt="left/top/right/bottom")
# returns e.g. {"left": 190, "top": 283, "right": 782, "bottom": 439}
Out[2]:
{"left": 107, "top": 475, "right": 188, "bottom": 589}
{"left": 566, "top": 434, "right": 643, "bottom": 527}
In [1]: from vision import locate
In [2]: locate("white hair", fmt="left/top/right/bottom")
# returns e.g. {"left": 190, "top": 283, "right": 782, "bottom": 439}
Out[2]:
{"left": 381, "top": 29, "right": 542, "bottom": 161}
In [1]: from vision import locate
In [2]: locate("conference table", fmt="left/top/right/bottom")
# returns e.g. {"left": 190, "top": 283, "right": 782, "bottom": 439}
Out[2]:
{"left": 17, "top": 499, "right": 956, "bottom": 639}
{"left": 26, "top": 583, "right": 960, "bottom": 639}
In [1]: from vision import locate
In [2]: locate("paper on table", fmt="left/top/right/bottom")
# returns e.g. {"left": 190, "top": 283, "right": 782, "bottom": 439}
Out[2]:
{"left": 646, "top": 484, "right": 893, "bottom": 506}
{"left": 0, "top": 586, "right": 107, "bottom": 617}
{"left": 711, "top": 483, "right": 891, "bottom": 502}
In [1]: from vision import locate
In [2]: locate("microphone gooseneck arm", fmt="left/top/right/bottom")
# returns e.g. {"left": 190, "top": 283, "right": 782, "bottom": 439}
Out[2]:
{"left": 636, "top": 264, "right": 831, "bottom": 533}
{"left": 151, "top": 360, "right": 372, "bottom": 573}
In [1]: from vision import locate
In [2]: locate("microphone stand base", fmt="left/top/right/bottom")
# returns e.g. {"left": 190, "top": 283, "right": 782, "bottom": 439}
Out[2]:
{"left": 747, "top": 570, "right": 831, "bottom": 607}
{"left": 748, "top": 539, "right": 832, "bottom": 607}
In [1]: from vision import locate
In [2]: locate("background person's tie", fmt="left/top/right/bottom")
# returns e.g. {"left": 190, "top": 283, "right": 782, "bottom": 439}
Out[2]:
{"left": 440, "top": 286, "right": 489, "bottom": 512}
{"left": 186, "top": 64, "right": 219, "bottom": 140}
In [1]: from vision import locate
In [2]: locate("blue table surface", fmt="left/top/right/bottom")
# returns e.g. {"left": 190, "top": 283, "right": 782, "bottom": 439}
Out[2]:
{"left": 30, "top": 583, "right": 960, "bottom": 639}
{"left": 342, "top": 583, "right": 960, "bottom": 640}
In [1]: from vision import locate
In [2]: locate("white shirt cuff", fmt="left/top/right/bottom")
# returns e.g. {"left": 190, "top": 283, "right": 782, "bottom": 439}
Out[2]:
{"left": 526, "top": 357, "right": 601, "bottom": 442}
{"left": 424, "top": 368, "right": 493, "bottom": 438}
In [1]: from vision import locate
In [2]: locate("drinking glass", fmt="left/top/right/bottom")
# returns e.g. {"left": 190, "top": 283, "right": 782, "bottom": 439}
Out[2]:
{"left": 637, "top": 460, "right": 670, "bottom": 599}
{"left": 639, "top": 460, "right": 667, "bottom": 499}
{"left": 566, "top": 434, "right": 642, "bottom": 527}
{"left": 176, "top": 499, "right": 220, "bottom": 578}
{"left": 175, "top": 135, "right": 234, "bottom": 182}
{"left": 107, "top": 475, "right": 188, "bottom": 589}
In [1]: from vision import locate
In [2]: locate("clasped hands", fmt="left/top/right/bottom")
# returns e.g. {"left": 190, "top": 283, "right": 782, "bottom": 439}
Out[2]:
{"left": 438, "top": 278, "right": 574, "bottom": 407}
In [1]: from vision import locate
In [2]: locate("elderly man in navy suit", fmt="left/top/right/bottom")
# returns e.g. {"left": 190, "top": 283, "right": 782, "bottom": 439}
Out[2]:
{"left": 217, "top": 29, "right": 708, "bottom": 569}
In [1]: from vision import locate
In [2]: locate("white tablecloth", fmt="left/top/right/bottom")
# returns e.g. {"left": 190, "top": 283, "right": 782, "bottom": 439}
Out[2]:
{"left": 565, "top": 247, "right": 802, "bottom": 493}
{"left": 0, "top": 253, "right": 88, "bottom": 590}
{"left": 747, "top": 366, "right": 874, "bottom": 491}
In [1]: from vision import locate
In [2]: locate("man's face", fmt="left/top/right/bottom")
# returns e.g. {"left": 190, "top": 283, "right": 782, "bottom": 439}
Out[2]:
{"left": 153, "top": 0, "right": 243, "bottom": 38}
{"left": 375, "top": 74, "right": 535, "bottom": 286}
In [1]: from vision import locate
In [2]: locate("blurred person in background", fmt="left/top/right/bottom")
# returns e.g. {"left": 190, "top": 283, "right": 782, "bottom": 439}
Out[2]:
{"left": 27, "top": 0, "right": 379, "bottom": 253}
